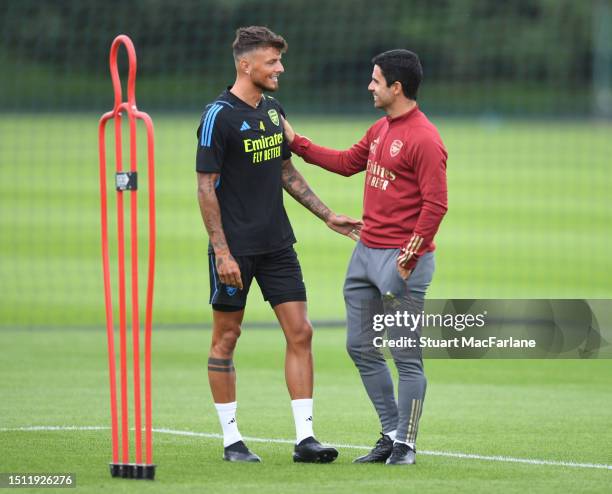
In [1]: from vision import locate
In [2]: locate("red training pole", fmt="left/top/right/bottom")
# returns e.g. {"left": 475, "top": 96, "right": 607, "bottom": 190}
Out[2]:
{"left": 98, "top": 34, "right": 156, "bottom": 481}
{"left": 137, "top": 109, "right": 156, "bottom": 466}
{"left": 98, "top": 111, "right": 118, "bottom": 465}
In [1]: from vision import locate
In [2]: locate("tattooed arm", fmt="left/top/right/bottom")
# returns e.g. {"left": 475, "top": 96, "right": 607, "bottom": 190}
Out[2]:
{"left": 197, "top": 172, "right": 243, "bottom": 289}
{"left": 281, "top": 159, "right": 362, "bottom": 240}
{"left": 281, "top": 159, "right": 332, "bottom": 221}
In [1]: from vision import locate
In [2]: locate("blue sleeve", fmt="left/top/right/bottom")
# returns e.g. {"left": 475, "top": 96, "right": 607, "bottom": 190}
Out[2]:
{"left": 196, "top": 104, "right": 227, "bottom": 173}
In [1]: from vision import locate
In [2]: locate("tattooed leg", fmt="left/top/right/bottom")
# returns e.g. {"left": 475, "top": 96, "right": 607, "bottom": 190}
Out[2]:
{"left": 208, "top": 309, "right": 244, "bottom": 403}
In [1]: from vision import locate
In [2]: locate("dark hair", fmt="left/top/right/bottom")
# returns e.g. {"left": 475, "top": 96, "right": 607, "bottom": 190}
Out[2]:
{"left": 232, "top": 26, "right": 288, "bottom": 59}
{"left": 371, "top": 49, "right": 422, "bottom": 100}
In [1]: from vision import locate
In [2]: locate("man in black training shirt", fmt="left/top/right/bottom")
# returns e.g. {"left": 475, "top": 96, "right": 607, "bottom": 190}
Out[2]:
{"left": 196, "top": 26, "right": 361, "bottom": 463}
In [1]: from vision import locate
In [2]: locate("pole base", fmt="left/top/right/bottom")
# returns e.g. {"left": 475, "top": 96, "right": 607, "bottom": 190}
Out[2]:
{"left": 109, "top": 463, "right": 156, "bottom": 480}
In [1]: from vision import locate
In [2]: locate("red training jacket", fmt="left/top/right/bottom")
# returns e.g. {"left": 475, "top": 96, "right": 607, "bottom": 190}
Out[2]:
{"left": 290, "top": 105, "right": 448, "bottom": 270}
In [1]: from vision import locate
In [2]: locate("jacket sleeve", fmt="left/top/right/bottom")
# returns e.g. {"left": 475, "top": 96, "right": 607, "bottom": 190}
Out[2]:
{"left": 400, "top": 135, "right": 448, "bottom": 270}
{"left": 289, "top": 131, "right": 370, "bottom": 177}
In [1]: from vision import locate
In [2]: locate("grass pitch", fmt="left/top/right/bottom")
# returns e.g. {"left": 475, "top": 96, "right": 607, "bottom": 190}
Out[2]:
{"left": 1, "top": 113, "right": 611, "bottom": 491}
{"left": 1, "top": 328, "right": 611, "bottom": 493}
{"left": 0, "top": 115, "right": 611, "bottom": 327}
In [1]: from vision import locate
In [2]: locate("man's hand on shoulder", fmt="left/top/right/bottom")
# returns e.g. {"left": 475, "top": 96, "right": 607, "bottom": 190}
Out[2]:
{"left": 325, "top": 213, "right": 363, "bottom": 241}
{"left": 281, "top": 116, "right": 296, "bottom": 144}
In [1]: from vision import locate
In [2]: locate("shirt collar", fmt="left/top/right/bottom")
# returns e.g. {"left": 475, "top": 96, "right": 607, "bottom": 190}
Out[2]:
{"left": 386, "top": 104, "right": 419, "bottom": 123}
{"left": 224, "top": 87, "right": 265, "bottom": 109}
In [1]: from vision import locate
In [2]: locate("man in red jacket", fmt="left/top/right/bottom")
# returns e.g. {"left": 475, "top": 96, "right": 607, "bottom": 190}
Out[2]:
{"left": 283, "top": 49, "right": 448, "bottom": 465}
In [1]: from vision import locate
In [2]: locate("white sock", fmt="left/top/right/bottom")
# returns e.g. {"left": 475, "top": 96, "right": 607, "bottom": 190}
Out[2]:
{"left": 215, "top": 401, "right": 243, "bottom": 447}
{"left": 384, "top": 429, "right": 397, "bottom": 441}
{"left": 291, "top": 398, "right": 314, "bottom": 444}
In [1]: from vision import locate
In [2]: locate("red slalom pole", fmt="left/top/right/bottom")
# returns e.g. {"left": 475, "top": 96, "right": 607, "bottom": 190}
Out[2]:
{"left": 98, "top": 34, "right": 156, "bottom": 480}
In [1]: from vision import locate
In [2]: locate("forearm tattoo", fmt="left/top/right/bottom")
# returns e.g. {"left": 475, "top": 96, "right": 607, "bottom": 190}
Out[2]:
{"left": 198, "top": 174, "right": 230, "bottom": 253}
{"left": 281, "top": 160, "right": 331, "bottom": 221}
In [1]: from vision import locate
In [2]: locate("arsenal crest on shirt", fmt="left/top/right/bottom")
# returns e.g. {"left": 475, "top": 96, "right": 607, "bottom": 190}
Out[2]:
{"left": 390, "top": 139, "right": 403, "bottom": 157}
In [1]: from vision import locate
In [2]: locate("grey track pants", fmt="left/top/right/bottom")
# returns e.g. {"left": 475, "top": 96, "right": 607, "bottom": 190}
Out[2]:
{"left": 344, "top": 241, "right": 435, "bottom": 444}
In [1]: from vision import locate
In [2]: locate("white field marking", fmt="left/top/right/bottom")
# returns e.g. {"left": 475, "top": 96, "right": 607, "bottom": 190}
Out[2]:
{"left": 1, "top": 425, "right": 611, "bottom": 471}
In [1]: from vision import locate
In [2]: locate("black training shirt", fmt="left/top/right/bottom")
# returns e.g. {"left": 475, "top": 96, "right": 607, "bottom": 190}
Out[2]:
{"left": 196, "top": 89, "right": 295, "bottom": 256}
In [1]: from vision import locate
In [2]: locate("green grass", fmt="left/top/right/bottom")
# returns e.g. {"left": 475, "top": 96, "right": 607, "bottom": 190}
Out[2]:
{"left": 0, "top": 114, "right": 611, "bottom": 327}
{"left": 1, "top": 328, "right": 611, "bottom": 493}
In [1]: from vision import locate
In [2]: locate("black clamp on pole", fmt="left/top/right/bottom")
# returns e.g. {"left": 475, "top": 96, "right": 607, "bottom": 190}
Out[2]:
{"left": 115, "top": 171, "right": 138, "bottom": 191}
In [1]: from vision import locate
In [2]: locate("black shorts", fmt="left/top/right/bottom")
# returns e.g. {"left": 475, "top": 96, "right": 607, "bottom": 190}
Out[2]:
{"left": 209, "top": 246, "right": 307, "bottom": 312}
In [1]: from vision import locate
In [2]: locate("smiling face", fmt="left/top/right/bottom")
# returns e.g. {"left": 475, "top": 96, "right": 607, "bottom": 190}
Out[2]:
{"left": 368, "top": 64, "right": 398, "bottom": 110}
{"left": 241, "top": 47, "right": 284, "bottom": 92}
